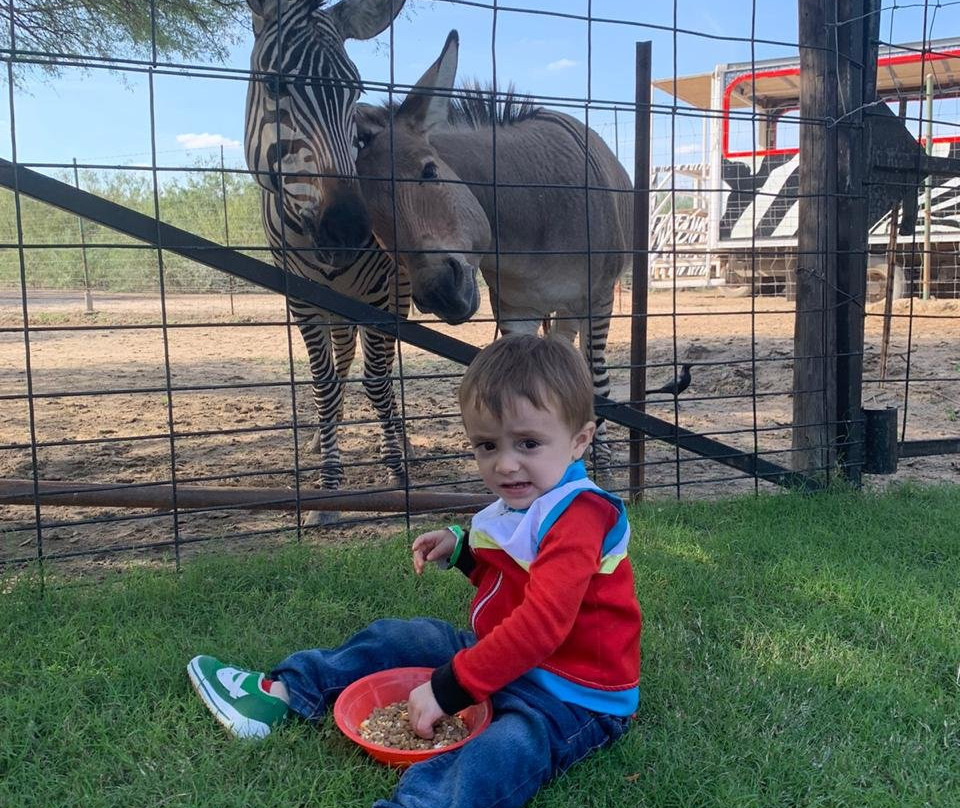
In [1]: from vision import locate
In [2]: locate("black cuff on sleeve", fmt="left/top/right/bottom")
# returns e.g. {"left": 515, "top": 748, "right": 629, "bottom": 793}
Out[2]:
{"left": 453, "top": 540, "right": 475, "bottom": 576}
{"left": 430, "top": 661, "right": 475, "bottom": 715}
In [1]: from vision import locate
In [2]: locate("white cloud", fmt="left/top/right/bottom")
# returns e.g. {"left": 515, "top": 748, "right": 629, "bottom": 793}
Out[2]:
{"left": 176, "top": 133, "right": 241, "bottom": 150}
{"left": 546, "top": 58, "right": 577, "bottom": 72}
{"left": 699, "top": 11, "right": 727, "bottom": 38}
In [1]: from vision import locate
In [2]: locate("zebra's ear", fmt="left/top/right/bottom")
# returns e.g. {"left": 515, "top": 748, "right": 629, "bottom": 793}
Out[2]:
{"left": 246, "top": 0, "right": 278, "bottom": 34}
{"left": 246, "top": 1, "right": 276, "bottom": 21}
{"left": 397, "top": 30, "right": 459, "bottom": 134}
{"left": 329, "top": 0, "right": 406, "bottom": 42}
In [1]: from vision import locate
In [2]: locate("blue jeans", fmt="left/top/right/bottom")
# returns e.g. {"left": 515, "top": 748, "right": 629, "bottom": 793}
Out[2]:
{"left": 271, "top": 617, "right": 632, "bottom": 808}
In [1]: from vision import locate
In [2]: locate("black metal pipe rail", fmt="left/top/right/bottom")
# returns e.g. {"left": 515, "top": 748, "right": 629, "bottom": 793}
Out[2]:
{"left": 898, "top": 438, "right": 960, "bottom": 457}
{"left": 0, "top": 157, "right": 816, "bottom": 492}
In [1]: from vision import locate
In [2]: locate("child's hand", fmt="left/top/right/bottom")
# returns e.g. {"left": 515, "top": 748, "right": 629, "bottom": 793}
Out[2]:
{"left": 412, "top": 529, "right": 457, "bottom": 575}
{"left": 406, "top": 680, "right": 445, "bottom": 739}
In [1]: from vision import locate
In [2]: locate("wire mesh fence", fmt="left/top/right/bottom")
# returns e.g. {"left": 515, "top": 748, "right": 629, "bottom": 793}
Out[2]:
{"left": 2, "top": 0, "right": 960, "bottom": 581}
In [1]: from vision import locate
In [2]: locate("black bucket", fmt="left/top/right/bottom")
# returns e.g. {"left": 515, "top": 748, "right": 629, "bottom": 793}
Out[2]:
{"left": 862, "top": 407, "right": 899, "bottom": 475}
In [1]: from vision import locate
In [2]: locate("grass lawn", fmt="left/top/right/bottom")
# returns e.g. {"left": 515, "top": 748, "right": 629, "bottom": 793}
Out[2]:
{"left": 1, "top": 485, "right": 958, "bottom": 807}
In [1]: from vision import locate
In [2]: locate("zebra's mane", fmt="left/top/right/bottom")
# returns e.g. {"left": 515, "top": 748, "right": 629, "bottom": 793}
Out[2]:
{"left": 449, "top": 82, "right": 542, "bottom": 128}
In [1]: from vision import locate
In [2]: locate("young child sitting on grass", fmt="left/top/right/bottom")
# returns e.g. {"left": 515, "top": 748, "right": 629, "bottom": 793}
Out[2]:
{"left": 187, "top": 333, "right": 642, "bottom": 808}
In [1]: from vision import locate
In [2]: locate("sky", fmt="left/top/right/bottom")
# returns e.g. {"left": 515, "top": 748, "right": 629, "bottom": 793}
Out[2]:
{"left": 2, "top": 0, "right": 960, "bottom": 180}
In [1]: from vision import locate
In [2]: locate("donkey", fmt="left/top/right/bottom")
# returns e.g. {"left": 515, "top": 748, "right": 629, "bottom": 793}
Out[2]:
{"left": 355, "top": 31, "right": 632, "bottom": 461}
{"left": 244, "top": 0, "right": 411, "bottom": 503}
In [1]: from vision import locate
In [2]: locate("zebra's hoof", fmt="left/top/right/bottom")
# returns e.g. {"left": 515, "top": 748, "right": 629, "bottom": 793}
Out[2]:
{"left": 306, "top": 431, "right": 324, "bottom": 454}
{"left": 301, "top": 510, "right": 341, "bottom": 527}
{"left": 587, "top": 447, "right": 614, "bottom": 484}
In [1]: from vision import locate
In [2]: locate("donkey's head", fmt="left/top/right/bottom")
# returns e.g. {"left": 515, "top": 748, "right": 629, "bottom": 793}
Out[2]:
{"left": 245, "top": 0, "right": 404, "bottom": 267}
{"left": 355, "top": 30, "right": 487, "bottom": 325}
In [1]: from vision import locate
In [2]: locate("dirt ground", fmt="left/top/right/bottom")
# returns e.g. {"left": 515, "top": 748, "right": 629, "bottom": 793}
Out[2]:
{"left": 2, "top": 286, "right": 959, "bottom": 575}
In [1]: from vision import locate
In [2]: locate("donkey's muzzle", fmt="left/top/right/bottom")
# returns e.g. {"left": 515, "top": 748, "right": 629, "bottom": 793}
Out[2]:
{"left": 413, "top": 256, "right": 481, "bottom": 325}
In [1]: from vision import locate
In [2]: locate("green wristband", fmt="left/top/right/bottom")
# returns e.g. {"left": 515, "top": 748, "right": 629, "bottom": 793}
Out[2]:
{"left": 446, "top": 524, "right": 465, "bottom": 567}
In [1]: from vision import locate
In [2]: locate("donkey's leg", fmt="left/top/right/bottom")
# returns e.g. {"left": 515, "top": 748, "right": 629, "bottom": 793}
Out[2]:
{"left": 359, "top": 326, "right": 406, "bottom": 483}
{"left": 550, "top": 314, "right": 579, "bottom": 342}
{"left": 290, "top": 307, "right": 346, "bottom": 491}
{"left": 493, "top": 301, "right": 545, "bottom": 337}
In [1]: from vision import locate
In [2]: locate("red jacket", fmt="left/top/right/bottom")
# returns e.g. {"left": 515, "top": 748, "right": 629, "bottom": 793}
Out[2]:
{"left": 431, "top": 491, "right": 642, "bottom": 716}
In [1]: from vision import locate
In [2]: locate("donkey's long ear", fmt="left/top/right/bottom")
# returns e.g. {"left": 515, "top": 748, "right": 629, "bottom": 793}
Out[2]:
{"left": 397, "top": 30, "right": 459, "bottom": 133}
{"left": 329, "top": 0, "right": 406, "bottom": 42}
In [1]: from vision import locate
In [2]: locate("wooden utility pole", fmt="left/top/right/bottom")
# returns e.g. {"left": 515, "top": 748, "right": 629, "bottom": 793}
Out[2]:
{"left": 794, "top": 0, "right": 839, "bottom": 475}
{"left": 794, "top": 0, "right": 877, "bottom": 479}
{"left": 834, "top": 0, "right": 877, "bottom": 484}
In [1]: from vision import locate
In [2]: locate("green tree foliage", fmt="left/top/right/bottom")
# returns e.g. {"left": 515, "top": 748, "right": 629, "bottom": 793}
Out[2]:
{"left": 0, "top": 161, "right": 265, "bottom": 292}
{"left": 0, "top": 1, "right": 249, "bottom": 70}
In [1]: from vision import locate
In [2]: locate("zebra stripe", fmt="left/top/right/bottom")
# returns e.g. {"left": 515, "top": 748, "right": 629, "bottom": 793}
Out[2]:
{"left": 245, "top": 0, "right": 409, "bottom": 494}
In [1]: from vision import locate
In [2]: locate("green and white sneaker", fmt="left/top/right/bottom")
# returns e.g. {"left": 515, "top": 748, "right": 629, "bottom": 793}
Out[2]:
{"left": 187, "top": 655, "right": 289, "bottom": 739}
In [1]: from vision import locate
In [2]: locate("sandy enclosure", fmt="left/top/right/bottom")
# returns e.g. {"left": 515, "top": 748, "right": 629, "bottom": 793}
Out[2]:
{"left": 1, "top": 287, "right": 959, "bottom": 573}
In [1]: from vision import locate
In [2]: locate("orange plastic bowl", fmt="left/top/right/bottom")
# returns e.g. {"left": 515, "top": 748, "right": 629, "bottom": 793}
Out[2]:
{"left": 333, "top": 667, "right": 493, "bottom": 768}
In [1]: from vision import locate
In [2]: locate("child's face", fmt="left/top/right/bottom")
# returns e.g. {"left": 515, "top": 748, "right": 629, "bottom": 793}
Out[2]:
{"left": 462, "top": 395, "right": 595, "bottom": 510}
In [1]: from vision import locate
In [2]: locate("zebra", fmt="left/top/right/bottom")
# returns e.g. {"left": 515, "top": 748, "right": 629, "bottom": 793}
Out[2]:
{"left": 244, "top": 0, "right": 408, "bottom": 500}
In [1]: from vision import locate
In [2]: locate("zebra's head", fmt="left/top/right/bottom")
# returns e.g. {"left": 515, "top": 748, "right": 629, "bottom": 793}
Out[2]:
{"left": 245, "top": 0, "right": 405, "bottom": 268}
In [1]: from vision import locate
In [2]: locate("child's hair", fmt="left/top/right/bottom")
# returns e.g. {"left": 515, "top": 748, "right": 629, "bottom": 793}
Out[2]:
{"left": 459, "top": 333, "right": 595, "bottom": 431}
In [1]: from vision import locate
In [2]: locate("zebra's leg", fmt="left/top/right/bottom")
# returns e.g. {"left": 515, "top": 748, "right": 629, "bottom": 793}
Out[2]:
{"left": 330, "top": 323, "right": 358, "bottom": 424}
{"left": 291, "top": 310, "right": 346, "bottom": 491}
{"left": 359, "top": 326, "right": 406, "bottom": 482}
{"left": 355, "top": 267, "right": 411, "bottom": 482}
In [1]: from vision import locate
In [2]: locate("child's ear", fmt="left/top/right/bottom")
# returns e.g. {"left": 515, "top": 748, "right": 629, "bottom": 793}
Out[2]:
{"left": 571, "top": 421, "right": 596, "bottom": 459}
